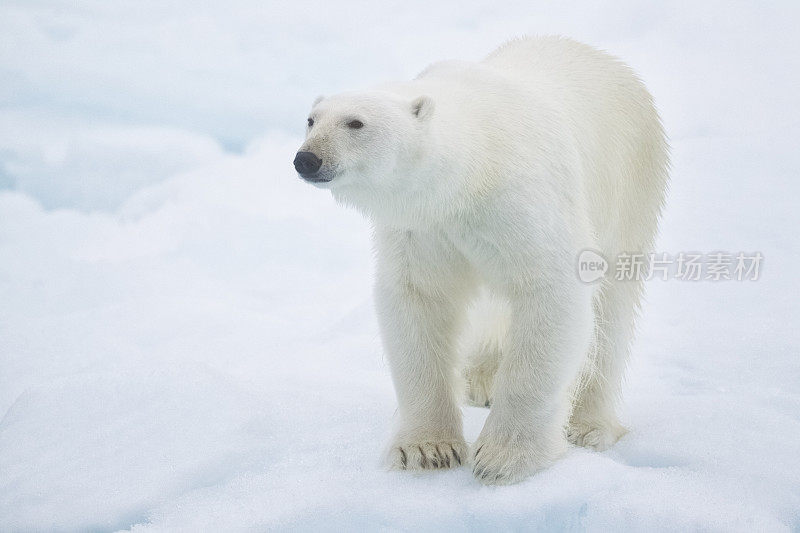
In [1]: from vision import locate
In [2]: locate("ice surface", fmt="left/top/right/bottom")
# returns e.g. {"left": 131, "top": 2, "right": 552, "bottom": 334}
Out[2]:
{"left": 1, "top": 1, "right": 799, "bottom": 531}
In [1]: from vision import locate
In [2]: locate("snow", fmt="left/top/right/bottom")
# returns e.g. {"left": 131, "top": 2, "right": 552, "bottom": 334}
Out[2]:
{"left": 1, "top": 1, "right": 799, "bottom": 531}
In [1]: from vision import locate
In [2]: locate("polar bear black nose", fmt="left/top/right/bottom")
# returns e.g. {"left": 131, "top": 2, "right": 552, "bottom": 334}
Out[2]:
{"left": 294, "top": 151, "right": 322, "bottom": 175}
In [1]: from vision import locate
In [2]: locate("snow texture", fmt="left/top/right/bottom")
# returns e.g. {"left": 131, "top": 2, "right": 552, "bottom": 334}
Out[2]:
{"left": 1, "top": 1, "right": 799, "bottom": 531}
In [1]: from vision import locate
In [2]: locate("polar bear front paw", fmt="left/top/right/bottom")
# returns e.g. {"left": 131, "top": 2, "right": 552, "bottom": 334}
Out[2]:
{"left": 567, "top": 419, "right": 627, "bottom": 451}
{"left": 471, "top": 433, "right": 561, "bottom": 485}
{"left": 387, "top": 439, "right": 468, "bottom": 470}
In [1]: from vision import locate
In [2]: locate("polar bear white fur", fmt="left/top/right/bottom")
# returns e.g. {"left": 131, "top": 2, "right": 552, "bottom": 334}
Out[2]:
{"left": 295, "top": 36, "right": 669, "bottom": 485}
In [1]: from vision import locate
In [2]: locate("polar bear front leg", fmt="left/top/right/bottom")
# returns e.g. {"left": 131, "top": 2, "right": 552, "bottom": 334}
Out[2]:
{"left": 374, "top": 229, "right": 472, "bottom": 471}
{"left": 472, "top": 278, "right": 593, "bottom": 484}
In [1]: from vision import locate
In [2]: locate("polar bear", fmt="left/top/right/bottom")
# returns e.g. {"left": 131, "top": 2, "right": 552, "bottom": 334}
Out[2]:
{"left": 294, "top": 36, "right": 668, "bottom": 485}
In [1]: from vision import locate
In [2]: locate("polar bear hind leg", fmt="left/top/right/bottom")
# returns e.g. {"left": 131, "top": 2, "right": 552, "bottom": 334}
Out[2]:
{"left": 568, "top": 277, "right": 638, "bottom": 450}
{"left": 462, "top": 288, "right": 510, "bottom": 408}
{"left": 569, "top": 122, "right": 669, "bottom": 451}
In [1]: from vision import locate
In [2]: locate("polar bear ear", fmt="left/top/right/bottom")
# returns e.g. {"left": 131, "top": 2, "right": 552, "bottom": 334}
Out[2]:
{"left": 313, "top": 95, "right": 325, "bottom": 106}
{"left": 411, "top": 96, "right": 434, "bottom": 121}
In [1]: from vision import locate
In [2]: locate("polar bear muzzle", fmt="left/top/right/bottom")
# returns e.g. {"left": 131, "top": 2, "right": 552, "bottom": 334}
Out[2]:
{"left": 293, "top": 151, "right": 327, "bottom": 182}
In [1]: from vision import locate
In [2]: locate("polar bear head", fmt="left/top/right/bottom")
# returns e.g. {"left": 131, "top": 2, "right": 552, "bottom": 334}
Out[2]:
{"left": 293, "top": 91, "right": 435, "bottom": 213}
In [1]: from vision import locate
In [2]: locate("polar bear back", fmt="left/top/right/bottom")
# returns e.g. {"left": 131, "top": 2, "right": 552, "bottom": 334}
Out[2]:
{"left": 406, "top": 36, "right": 667, "bottom": 256}
{"left": 482, "top": 36, "right": 669, "bottom": 254}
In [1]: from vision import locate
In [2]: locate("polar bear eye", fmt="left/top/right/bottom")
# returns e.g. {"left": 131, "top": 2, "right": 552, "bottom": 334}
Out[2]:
{"left": 347, "top": 120, "right": 364, "bottom": 129}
